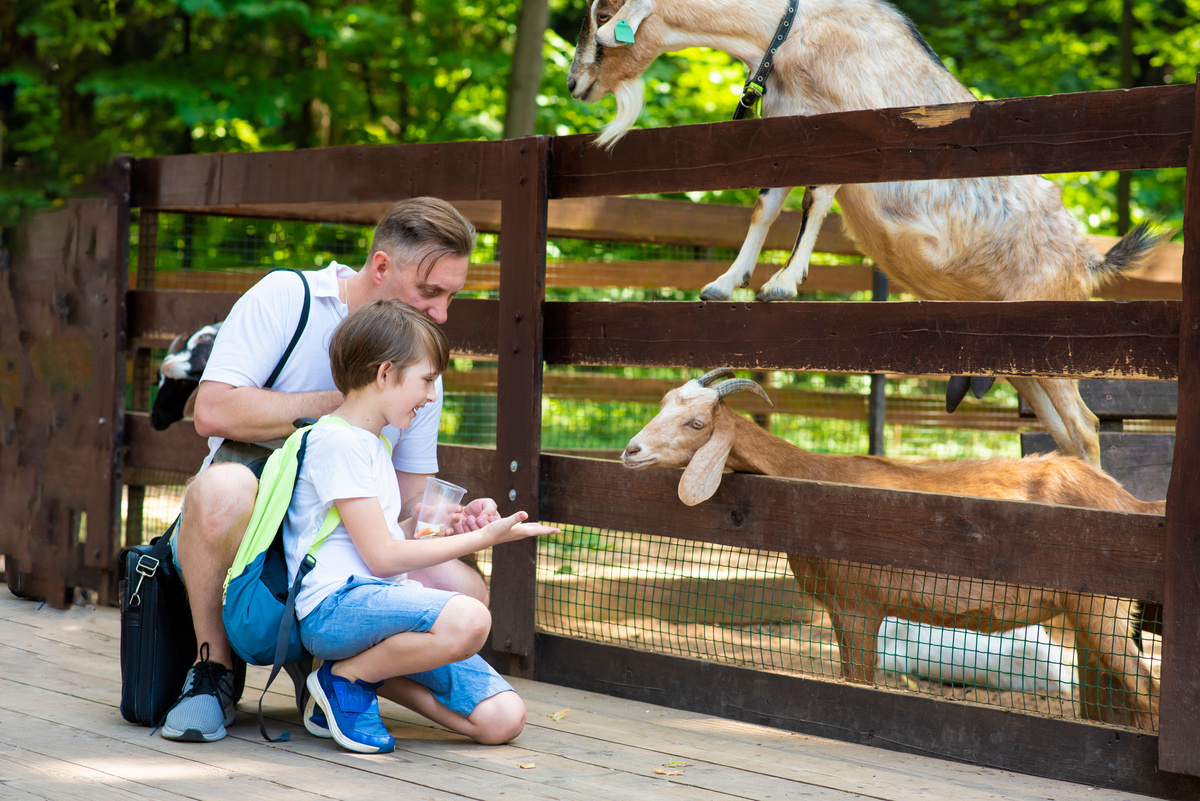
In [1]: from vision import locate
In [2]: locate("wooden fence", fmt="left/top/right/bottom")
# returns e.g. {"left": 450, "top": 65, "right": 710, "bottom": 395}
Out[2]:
{"left": 2, "top": 82, "right": 1199, "bottom": 797}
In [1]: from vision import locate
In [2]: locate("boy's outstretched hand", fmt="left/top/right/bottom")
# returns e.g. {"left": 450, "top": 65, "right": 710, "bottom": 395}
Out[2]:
{"left": 485, "top": 511, "right": 560, "bottom": 544}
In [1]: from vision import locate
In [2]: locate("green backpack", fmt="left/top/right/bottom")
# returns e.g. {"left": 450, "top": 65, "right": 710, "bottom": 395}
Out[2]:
{"left": 221, "top": 415, "right": 389, "bottom": 740}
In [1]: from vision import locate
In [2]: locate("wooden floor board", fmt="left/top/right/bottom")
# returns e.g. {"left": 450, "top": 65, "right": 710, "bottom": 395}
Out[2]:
{"left": 0, "top": 591, "right": 1165, "bottom": 800}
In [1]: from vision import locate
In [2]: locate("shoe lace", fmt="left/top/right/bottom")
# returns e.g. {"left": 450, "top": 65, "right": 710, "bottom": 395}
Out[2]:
{"left": 183, "top": 642, "right": 232, "bottom": 701}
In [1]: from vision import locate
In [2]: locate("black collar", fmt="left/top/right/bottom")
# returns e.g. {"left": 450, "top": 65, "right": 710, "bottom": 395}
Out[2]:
{"left": 733, "top": 5, "right": 798, "bottom": 121}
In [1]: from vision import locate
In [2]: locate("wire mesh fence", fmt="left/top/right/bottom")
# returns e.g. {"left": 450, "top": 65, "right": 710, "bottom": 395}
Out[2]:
{"left": 125, "top": 209, "right": 1165, "bottom": 729}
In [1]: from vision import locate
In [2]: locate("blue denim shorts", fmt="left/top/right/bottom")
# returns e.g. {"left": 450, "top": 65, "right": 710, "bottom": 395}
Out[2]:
{"left": 300, "top": 576, "right": 513, "bottom": 718}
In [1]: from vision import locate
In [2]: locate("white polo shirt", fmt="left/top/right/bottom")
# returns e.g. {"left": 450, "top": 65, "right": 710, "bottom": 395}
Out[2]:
{"left": 197, "top": 261, "right": 442, "bottom": 475}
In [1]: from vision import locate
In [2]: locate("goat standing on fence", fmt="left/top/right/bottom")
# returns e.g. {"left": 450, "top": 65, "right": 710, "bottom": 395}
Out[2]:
{"left": 568, "top": 0, "right": 1168, "bottom": 468}
{"left": 621, "top": 369, "right": 1160, "bottom": 729}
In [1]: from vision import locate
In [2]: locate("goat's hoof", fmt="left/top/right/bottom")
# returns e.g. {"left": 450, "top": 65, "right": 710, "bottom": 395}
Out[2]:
{"left": 755, "top": 285, "right": 797, "bottom": 302}
{"left": 970, "top": 376, "right": 995, "bottom": 399}
{"left": 946, "top": 376, "right": 970, "bottom": 413}
{"left": 700, "top": 284, "right": 732, "bottom": 302}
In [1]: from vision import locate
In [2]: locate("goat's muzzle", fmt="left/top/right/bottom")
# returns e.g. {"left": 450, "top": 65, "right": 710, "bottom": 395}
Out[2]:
{"left": 621, "top": 440, "right": 656, "bottom": 469}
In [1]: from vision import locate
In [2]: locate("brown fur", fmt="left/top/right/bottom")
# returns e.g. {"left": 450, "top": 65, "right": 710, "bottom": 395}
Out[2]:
{"left": 622, "top": 379, "right": 1161, "bottom": 729}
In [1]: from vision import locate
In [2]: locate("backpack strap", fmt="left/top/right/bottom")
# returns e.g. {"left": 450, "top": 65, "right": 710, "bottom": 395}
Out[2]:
{"left": 263, "top": 269, "right": 311, "bottom": 390}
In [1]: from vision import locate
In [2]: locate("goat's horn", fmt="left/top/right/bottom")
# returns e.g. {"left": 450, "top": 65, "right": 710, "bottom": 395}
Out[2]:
{"left": 715, "top": 378, "right": 773, "bottom": 407}
{"left": 696, "top": 368, "right": 736, "bottom": 387}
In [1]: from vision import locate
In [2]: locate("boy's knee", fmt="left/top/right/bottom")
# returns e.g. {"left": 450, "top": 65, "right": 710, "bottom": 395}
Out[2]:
{"left": 439, "top": 595, "right": 491, "bottom": 657}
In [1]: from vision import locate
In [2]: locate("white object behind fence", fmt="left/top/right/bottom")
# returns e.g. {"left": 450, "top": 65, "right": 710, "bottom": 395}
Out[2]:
{"left": 876, "top": 617, "right": 1078, "bottom": 697}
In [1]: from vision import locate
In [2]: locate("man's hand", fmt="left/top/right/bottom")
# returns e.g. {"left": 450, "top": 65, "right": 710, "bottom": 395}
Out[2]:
{"left": 454, "top": 497, "right": 501, "bottom": 533}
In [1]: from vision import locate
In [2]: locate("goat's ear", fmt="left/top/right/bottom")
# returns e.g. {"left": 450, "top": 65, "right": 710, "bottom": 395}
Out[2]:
{"left": 678, "top": 411, "right": 734, "bottom": 506}
{"left": 597, "top": 0, "right": 654, "bottom": 45}
{"left": 620, "top": 0, "right": 654, "bottom": 34}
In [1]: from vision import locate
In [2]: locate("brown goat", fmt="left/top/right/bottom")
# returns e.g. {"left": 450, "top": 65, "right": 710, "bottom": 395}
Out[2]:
{"left": 621, "top": 369, "right": 1161, "bottom": 729}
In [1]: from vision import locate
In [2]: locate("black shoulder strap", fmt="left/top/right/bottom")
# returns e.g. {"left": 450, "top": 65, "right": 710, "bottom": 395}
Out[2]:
{"left": 263, "top": 269, "right": 311, "bottom": 390}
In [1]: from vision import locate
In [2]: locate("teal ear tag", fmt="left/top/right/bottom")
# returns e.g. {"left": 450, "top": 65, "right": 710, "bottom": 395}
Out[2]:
{"left": 614, "top": 18, "right": 635, "bottom": 45}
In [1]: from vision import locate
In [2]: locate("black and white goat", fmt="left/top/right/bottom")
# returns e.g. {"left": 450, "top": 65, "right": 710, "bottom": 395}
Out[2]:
{"left": 150, "top": 323, "right": 221, "bottom": 430}
{"left": 568, "top": 0, "right": 1168, "bottom": 468}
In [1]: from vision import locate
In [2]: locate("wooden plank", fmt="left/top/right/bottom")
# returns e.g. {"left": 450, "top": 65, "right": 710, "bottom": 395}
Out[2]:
{"left": 2, "top": 591, "right": 1180, "bottom": 801}
{"left": 125, "top": 289, "right": 238, "bottom": 340}
{"left": 1158, "top": 80, "right": 1200, "bottom": 777}
{"left": 130, "top": 140, "right": 507, "bottom": 209}
{"left": 551, "top": 85, "right": 1194, "bottom": 198}
{"left": 115, "top": 196, "right": 1182, "bottom": 300}
{"left": 127, "top": 259, "right": 877, "bottom": 296}
{"left": 1019, "top": 379, "right": 1178, "bottom": 419}
{"left": 538, "top": 454, "right": 1164, "bottom": 601}
{"left": 1021, "top": 432, "right": 1174, "bottom": 503}
{"left": 543, "top": 300, "right": 1180, "bottom": 379}
{"left": 534, "top": 635, "right": 1200, "bottom": 800}
{"left": 1, "top": 195, "right": 128, "bottom": 605}
{"left": 127, "top": 290, "right": 498, "bottom": 357}
{"left": 0, "top": 600, "right": 840, "bottom": 801}
{"left": 124, "top": 411, "right": 210, "bottom": 475}
{"left": 489, "top": 137, "right": 549, "bottom": 674}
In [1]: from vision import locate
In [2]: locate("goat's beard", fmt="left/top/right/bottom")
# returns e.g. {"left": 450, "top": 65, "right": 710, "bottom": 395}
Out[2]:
{"left": 595, "top": 79, "right": 645, "bottom": 150}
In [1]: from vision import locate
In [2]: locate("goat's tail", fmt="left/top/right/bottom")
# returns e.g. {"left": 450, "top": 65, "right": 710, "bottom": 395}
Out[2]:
{"left": 1091, "top": 221, "right": 1172, "bottom": 280}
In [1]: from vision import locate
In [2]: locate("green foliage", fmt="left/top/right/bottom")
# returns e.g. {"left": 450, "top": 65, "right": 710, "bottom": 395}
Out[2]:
{"left": 3, "top": 1, "right": 1193, "bottom": 234}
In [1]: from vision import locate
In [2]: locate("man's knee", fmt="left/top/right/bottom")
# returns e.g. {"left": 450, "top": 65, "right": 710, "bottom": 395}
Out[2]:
{"left": 470, "top": 691, "right": 526, "bottom": 745}
{"left": 181, "top": 464, "right": 259, "bottom": 547}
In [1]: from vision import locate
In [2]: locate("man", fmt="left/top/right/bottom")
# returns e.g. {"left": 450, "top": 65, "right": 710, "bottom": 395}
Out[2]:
{"left": 163, "top": 197, "right": 498, "bottom": 742}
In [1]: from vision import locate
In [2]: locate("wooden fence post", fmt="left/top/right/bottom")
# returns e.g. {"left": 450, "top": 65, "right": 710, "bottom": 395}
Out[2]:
{"left": 489, "top": 136, "right": 549, "bottom": 678}
{"left": 125, "top": 209, "right": 159, "bottom": 547}
{"left": 867, "top": 267, "right": 888, "bottom": 455}
{"left": 1159, "top": 79, "right": 1200, "bottom": 777}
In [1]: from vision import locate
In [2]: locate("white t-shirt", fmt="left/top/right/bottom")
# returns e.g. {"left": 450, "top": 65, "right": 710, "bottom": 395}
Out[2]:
{"left": 285, "top": 417, "right": 415, "bottom": 619}
{"left": 198, "top": 261, "right": 441, "bottom": 475}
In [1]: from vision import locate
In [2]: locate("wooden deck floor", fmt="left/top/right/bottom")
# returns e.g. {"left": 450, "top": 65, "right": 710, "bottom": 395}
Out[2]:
{"left": 0, "top": 589, "right": 1163, "bottom": 801}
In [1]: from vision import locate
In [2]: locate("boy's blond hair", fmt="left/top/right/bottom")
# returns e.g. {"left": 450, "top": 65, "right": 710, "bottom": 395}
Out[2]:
{"left": 330, "top": 299, "right": 450, "bottom": 394}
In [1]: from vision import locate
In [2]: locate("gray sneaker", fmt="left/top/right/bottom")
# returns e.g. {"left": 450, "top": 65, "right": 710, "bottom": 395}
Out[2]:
{"left": 161, "top": 649, "right": 237, "bottom": 742}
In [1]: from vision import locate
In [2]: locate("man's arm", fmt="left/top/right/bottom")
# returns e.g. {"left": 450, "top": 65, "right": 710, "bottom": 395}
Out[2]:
{"left": 194, "top": 381, "right": 343, "bottom": 442}
{"left": 395, "top": 470, "right": 432, "bottom": 523}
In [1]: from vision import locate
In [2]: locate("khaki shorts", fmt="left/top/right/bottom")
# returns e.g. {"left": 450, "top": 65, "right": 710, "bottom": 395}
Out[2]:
{"left": 211, "top": 439, "right": 277, "bottom": 467}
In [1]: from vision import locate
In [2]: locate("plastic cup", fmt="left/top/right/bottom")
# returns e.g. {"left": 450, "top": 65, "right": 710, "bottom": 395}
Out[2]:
{"left": 414, "top": 477, "right": 467, "bottom": 539}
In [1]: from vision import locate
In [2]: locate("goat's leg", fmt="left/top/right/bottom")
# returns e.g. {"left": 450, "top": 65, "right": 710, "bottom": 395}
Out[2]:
{"left": 1007, "top": 376, "right": 1077, "bottom": 460}
{"left": 1038, "top": 377, "right": 1101, "bottom": 468}
{"left": 1062, "top": 596, "right": 1158, "bottom": 730}
{"left": 758, "top": 185, "right": 840, "bottom": 301}
{"left": 701, "top": 187, "right": 792, "bottom": 301}
{"left": 827, "top": 603, "right": 882, "bottom": 684}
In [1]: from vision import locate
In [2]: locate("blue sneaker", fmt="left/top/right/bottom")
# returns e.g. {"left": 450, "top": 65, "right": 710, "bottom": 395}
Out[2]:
{"left": 306, "top": 661, "right": 393, "bottom": 754}
{"left": 303, "top": 657, "right": 331, "bottom": 739}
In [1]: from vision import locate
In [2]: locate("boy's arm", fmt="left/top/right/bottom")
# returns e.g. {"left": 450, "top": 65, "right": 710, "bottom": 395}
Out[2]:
{"left": 194, "top": 381, "right": 343, "bottom": 442}
{"left": 338, "top": 496, "right": 557, "bottom": 578}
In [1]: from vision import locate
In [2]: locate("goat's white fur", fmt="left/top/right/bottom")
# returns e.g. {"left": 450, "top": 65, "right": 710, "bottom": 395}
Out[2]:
{"left": 569, "top": 0, "right": 1169, "bottom": 469}
{"left": 621, "top": 375, "right": 1161, "bottom": 728}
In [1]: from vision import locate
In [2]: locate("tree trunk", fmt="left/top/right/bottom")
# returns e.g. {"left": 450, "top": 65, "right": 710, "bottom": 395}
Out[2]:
{"left": 503, "top": 0, "right": 550, "bottom": 139}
